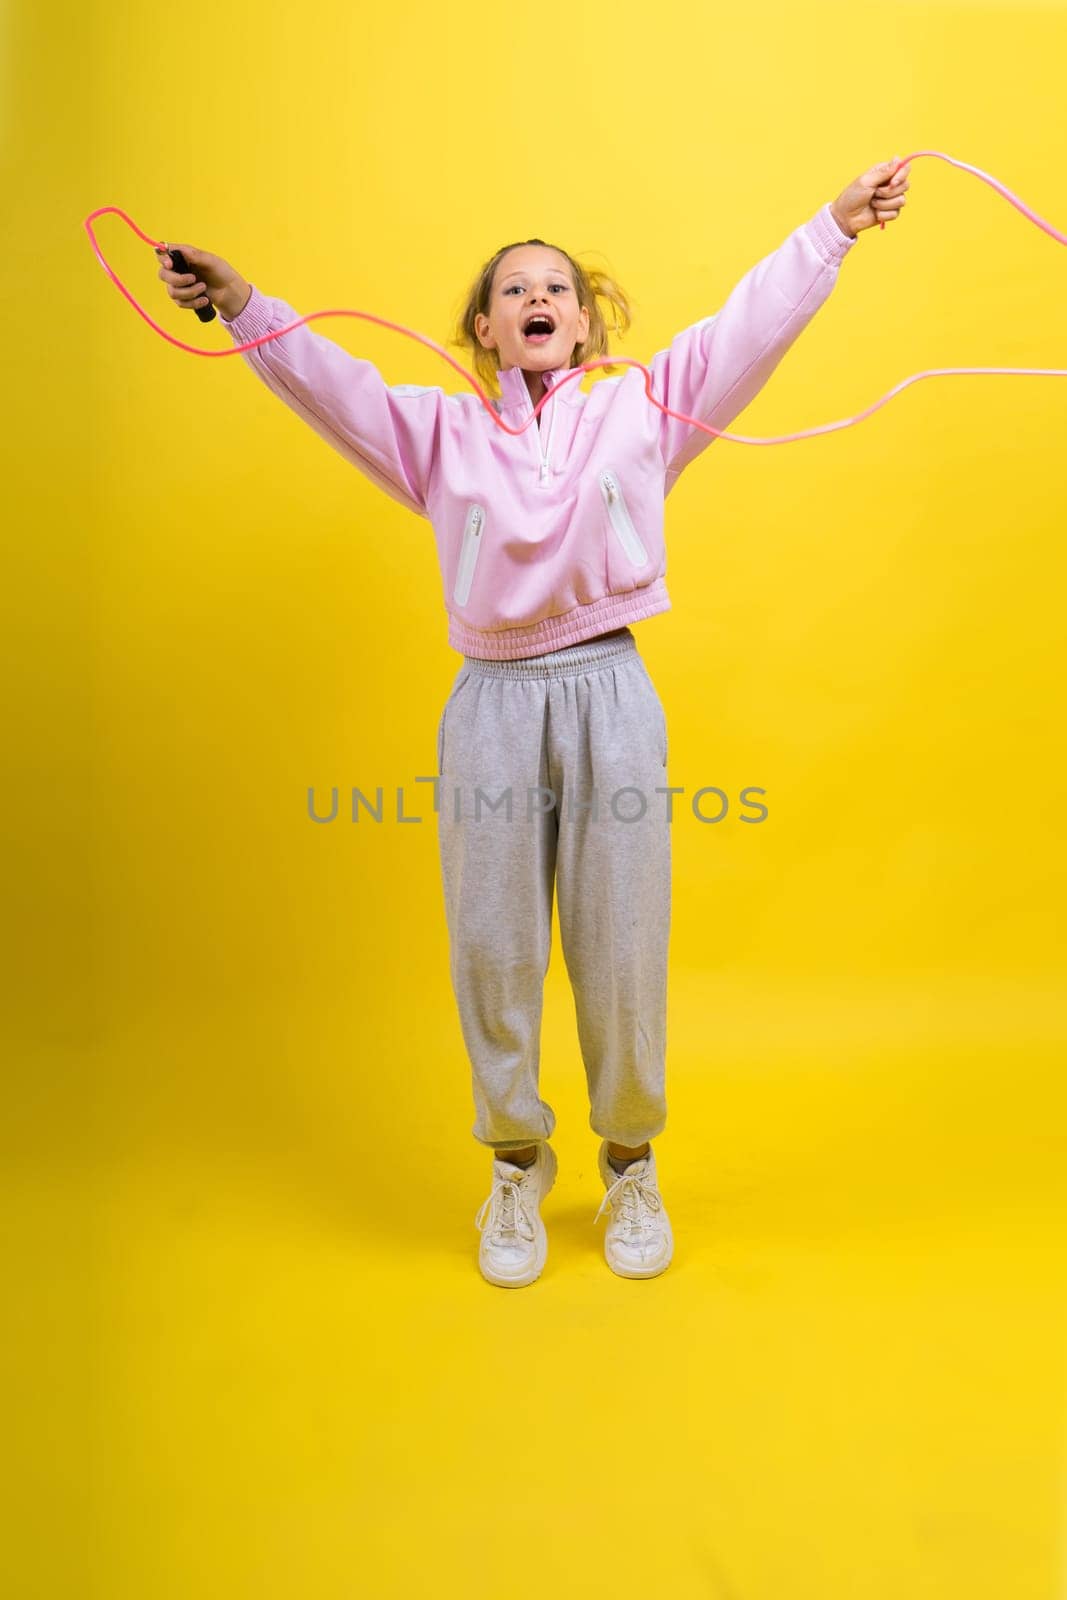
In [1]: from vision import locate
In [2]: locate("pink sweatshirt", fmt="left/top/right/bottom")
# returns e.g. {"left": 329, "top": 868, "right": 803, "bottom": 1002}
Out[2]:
{"left": 222, "top": 202, "right": 856, "bottom": 659}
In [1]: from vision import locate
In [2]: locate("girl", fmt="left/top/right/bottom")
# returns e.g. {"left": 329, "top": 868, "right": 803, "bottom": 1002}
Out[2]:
{"left": 155, "top": 156, "right": 910, "bottom": 1289}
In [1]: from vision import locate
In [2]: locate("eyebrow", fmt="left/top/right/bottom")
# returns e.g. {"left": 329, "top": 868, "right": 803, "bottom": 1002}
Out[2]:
{"left": 499, "top": 267, "right": 570, "bottom": 285}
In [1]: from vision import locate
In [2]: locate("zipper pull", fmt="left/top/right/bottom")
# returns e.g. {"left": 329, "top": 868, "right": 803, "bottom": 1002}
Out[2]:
{"left": 603, "top": 472, "right": 617, "bottom": 502}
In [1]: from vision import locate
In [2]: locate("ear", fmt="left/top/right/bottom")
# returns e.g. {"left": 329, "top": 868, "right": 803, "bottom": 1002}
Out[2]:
{"left": 474, "top": 313, "right": 495, "bottom": 351}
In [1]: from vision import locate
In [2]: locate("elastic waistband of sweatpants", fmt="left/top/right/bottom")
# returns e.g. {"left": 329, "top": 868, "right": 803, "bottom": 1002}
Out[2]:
{"left": 462, "top": 628, "right": 639, "bottom": 680}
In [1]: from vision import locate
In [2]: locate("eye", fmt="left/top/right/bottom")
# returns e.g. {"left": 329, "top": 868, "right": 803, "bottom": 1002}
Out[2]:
{"left": 504, "top": 283, "right": 568, "bottom": 295}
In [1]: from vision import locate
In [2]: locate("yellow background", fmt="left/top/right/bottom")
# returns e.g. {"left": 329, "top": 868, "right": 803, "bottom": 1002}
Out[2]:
{"left": 6, "top": 0, "right": 1067, "bottom": 1594}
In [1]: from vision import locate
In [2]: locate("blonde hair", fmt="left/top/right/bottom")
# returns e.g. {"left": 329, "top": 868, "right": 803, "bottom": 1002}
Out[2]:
{"left": 449, "top": 237, "right": 633, "bottom": 400}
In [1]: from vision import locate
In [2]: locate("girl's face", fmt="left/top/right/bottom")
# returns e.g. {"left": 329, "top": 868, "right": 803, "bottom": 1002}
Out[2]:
{"left": 475, "top": 247, "right": 590, "bottom": 374}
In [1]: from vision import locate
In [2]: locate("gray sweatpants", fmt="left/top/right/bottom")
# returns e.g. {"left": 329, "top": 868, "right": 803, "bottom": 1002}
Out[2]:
{"left": 435, "top": 627, "right": 671, "bottom": 1153}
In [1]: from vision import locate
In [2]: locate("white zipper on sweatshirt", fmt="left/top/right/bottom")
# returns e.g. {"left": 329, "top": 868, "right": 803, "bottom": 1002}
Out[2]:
{"left": 453, "top": 503, "right": 486, "bottom": 606}
{"left": 534, "top": 381, "right": 558, "bottom": 485}
{"left": 600, "top": 470, "right": 649, "bottom": 565}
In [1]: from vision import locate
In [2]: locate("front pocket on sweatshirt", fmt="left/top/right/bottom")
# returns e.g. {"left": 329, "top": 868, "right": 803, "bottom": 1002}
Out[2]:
{"left": 452, "top": 503, "right": 486, "bottom": 606}
{"left": 600, "top": 469, "right": 649, "bottom": 567}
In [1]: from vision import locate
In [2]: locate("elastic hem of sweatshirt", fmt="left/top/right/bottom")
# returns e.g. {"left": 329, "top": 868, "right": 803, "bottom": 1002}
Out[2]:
{"left": 221, "top": 285, "right": 273, "bottom": 340}
{"left": 448, "top": 578, "right": 671, "bottom": 660}
{"left": 814, "top": 201, "right": 858, "bottom": 259}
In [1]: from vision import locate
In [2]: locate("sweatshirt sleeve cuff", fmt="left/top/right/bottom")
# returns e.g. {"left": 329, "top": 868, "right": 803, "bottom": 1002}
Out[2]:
{"left": 220, "top": 284, "right": 275, "bottom": 342}
{"left": 809, "top": 201, "right": 857, "bottom": 263}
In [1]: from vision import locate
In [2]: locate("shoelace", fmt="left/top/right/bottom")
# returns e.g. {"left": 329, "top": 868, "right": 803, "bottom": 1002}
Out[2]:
{"left": 474, "top": 1171, "right": 536, "bottom": 1244}
{"left": 594, "top": 1162, "right": 663, "bottom": 1235}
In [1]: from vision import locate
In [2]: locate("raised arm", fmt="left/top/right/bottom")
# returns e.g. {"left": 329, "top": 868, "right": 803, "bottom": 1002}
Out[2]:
{"left": 648, "top": 203, "right": 856, "bottom": 489}
{"left": 156, "top": 243, "right": 443, "bottom": 517}
{"left": 218, "top": 285, "right": 442, "bottom": 518}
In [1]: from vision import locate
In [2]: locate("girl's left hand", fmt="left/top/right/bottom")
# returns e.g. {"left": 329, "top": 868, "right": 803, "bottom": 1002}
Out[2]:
{"left": 831, "top": 156, "right": 912, "bottom": 238}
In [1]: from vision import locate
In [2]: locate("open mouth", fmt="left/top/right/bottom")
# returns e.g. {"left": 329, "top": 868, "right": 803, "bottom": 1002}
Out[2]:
{"left": 522, "top": 315, "right": 556, "bottom": 343}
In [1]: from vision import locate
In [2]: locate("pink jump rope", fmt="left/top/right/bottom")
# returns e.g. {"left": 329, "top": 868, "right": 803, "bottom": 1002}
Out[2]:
{"left": 85, "top": 152, "right": 1066, "bottom": 447}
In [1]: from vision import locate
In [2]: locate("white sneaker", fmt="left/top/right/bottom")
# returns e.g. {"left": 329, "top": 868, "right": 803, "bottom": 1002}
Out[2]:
{"left": 594, "top": 1140, "right": 674, "bottom": 1278}
{"left": 474, "top": 1142, "right": 558, "bottom": 1288}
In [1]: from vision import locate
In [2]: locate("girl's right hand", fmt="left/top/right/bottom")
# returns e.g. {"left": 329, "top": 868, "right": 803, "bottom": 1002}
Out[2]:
{"left": 155, "top": 244, "right": 250, "bottom": 320}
